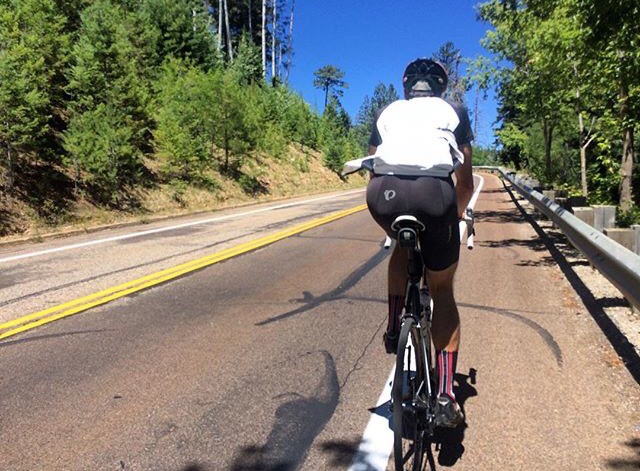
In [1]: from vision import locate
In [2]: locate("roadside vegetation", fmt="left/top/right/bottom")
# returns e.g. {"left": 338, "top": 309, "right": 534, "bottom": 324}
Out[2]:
{"left": 3, "top": 1, "right": 634, "bottom": 238}
{"left": 0, "top": 0, "right": 365, "bottom": 238}
{"left": 475, "top": 0, "right": 640, "bottom": 223}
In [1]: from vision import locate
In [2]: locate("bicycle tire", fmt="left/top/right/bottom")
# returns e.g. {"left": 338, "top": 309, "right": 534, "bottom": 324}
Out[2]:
{"left": 392, "top": 317, "right": 427, "bottom": 471}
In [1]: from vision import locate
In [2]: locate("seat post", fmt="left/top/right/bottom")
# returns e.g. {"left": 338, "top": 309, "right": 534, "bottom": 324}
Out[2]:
{"left": 407, "top": 246, "right": 423, "bottom": 283}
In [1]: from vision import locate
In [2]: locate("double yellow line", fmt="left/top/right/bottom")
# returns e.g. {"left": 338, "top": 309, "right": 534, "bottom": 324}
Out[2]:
{"left": 0, "top": 204, "right": 367, "bottom": 341}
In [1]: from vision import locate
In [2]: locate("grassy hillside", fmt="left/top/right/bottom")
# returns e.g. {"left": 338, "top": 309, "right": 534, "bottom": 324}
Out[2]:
{"left": 0, "top": 146, "right": 366, "bottom": 244}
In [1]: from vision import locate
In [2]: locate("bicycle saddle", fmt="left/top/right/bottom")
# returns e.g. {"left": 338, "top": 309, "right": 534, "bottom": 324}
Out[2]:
{"left": 391, "top": 215, "right": 425, "bottom": 249}
{"left": 390, "top": 215, "right": 426, "bottom": 232}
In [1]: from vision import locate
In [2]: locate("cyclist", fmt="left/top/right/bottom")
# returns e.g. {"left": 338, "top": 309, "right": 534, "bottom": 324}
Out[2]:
{"left": 366, "top": 58, "right": 474, "bottom": 427}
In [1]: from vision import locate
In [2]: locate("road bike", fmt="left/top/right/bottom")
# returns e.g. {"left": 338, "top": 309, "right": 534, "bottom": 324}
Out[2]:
{"left": 390, "top": 211, "right": 474, "bottom": 471}
{"left": 340, "top": 156, "right": 474, "bottom": 469}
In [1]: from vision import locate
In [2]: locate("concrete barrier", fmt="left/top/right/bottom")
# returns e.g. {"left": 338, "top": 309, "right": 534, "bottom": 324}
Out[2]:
{"left": 529, "top": 179, "right": 541, "bottom": 191}
{"left": 592, "top": 205, "right": 616, "bottom": 232}
{"left": 572, "top": 207, "right": 595, "bottom": 227}
{"left": 604, "top": 228, "right": 636, "bottom": 252}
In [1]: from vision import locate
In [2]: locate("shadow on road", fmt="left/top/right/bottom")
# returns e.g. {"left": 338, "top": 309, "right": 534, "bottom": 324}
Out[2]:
{"left": 0, "top": 329, "right": 111, "bottom": 348}
{"left": 605, "top": 438, "right": 640, "bottom": 470}
{"left": 228, "top": 351, "right": 339, "bottom": 471}
{"left": 255, "top": 245, "right": 388, "bottom": 326}
{"left": 474, "top": 209, "right": 526, "bottom": 224}
{"left": 318, "top": 438, "right": 362, "bottom": 468}
{"left": 332, "top": 369, "right": 479, "bottom": 471}
{"left": 503, "top": 182, "right": 640, "bottom": 385}
{"left": 430, "top": 370, "right": 479, "bottom": 468}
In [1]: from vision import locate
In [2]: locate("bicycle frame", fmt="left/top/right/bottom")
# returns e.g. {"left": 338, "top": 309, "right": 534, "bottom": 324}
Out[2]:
{"left": 403, "top": 241, "right": 436, "bottom": 427}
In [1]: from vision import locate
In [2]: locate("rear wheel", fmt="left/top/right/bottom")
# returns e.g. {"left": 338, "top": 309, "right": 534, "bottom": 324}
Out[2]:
{"left": 392, "top": 317, "right": 427, "bottom": 470}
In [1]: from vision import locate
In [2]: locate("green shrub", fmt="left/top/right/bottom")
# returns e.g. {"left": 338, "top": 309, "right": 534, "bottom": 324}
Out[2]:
{"left": 63, "top": 103, "right": 140, "bottom": 204}
{"left": 169, "top": 179, "right": 188, "bottom": 205}
{"left": 616, "top": 205, "right": 640, "bottom": 228}
{"left": 238, "top": 174, "right": 268, "bottom": 195}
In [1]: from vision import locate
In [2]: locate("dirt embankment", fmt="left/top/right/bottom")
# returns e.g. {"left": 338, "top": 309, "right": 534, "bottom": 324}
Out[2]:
{"left": 0, "top": 147, "right": 366, "bottom": 246}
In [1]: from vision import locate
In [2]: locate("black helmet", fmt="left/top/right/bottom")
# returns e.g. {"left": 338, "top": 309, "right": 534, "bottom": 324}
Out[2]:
{"left": 402, "top": 58, "right": 448, "bottom": 98}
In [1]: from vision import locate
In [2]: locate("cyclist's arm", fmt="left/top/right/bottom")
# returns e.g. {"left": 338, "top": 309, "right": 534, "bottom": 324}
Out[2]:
{"left": 454, "top": 143, "right": 474, "bottom": 219}
{"left": 368, "top": 145, "right": 377, "bottom": 156}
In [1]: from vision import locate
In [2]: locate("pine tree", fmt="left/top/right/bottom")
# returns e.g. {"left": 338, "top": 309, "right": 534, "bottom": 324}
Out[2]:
{"left": 64, "top": 0, "right": 148, "bottom": 203}
{"left": 434, "top": 41, "right": 467, "bottom": 103}
{"left": 313, "top": 65, "right": 348, "bottom": 110}
{"left": 0, "top": 0, "right": 68, "bottom": 189}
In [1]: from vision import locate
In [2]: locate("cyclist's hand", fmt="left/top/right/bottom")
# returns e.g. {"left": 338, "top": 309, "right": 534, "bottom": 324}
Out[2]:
{"left": 463, "top": 207, "right": 474, "bottom": 223}
{"left": 459, "top": 207, "right": 473, "bottom": 225}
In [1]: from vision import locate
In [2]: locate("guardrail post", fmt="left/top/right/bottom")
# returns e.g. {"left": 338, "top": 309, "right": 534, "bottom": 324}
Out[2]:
{"left": 603, "top": 228, "right": 636, "bottom": 252}
{"left": 572, "top": 207, "right": 595, "bottom": 227}
{"left": 592, "top": 205, "right": 616, "bottom": 232}
{"left": 633, "top": 225, "right": 640, "bottom": 255}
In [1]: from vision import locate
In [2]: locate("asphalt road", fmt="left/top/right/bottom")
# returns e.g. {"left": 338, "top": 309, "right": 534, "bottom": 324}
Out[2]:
{"left": 1, "top": 175, "right": 639, "bottom": 470}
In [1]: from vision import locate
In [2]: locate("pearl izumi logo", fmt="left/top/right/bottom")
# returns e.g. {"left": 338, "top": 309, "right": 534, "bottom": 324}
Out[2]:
{"left": 384, "top": 190, "right": 396, "bottom": 201}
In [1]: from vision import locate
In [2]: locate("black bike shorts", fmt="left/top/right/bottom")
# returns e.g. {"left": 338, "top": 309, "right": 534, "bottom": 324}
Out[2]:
{"left": 366, "top": 174, "right": 460, "bottom": 271}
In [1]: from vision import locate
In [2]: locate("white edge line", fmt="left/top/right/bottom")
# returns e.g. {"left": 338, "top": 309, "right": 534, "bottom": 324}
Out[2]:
{"left": 349, "top": 174, "right": 484, "bottom": 469}
{"left": 347, "top": 367, "right": 395, "bottom": 471}
{"left": 0, "top": 189, "right": 364, "bottom": 264}
{"left": 470, "top": 173, "right": 484, "bottom": 208}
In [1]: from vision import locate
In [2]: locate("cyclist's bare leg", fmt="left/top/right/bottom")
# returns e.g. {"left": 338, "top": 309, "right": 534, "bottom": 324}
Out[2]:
{"left": 383, "top": 245, "right": 409, "bottom": 352}
{"left": 388, "top": 244, "right": 409, "bottom": 297}
{"left": 426, "top": 262, "right": 465, "bottom": 426}
{"left": 426, "top": 263, "right": 460, "bottom": 351}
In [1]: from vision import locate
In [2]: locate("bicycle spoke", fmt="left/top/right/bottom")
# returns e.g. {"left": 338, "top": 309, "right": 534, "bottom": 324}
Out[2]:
{"left": 393, "top": 317, "right": 430, "bottom": 471}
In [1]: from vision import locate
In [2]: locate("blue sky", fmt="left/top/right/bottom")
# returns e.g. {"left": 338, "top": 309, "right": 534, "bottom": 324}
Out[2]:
{"left": 286, "top": 0, "right": 498, "bottom": 147}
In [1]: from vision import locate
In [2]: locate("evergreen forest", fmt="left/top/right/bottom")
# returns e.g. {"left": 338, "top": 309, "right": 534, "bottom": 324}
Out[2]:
{"left": 0, "top": 0, "right": 367, "bottom": 236}
{"left": 1, "top": 0, "right": 639, "bottom": 236}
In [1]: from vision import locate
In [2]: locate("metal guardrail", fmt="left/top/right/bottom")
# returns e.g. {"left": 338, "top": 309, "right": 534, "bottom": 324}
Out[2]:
{"left": 476, "top": 166, "right": 640, "bottom": 311}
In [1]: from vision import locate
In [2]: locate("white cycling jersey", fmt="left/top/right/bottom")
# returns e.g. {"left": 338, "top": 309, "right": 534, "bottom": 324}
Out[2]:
{"left": 371, "top": 97, "right": 466, "bottom": 177}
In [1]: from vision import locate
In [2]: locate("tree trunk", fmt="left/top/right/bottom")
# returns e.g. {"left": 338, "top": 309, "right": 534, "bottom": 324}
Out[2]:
{"left": 473, "top": 87, "right": 479, "bottom": 139}
{"left": 218, "top": 0, "right": 223, "bottom": 52}
{"left": 284, "top": 0, "right": 294, "bottom": 84}
{"left": 224, "top": 0, "right": 233, "bottom": 61}
{"left": 4, "top": 141, "right": 14, "bottom": 190}
{"left": 278, "top": 44, "right": 283, "bottom": 83}
{"left": 619, "top": 127, "right": 635, "bottom": 211}
{"left": 261, "top": 0, "right": 266, "bottom": 79}
{"left": 271, "top": 0, "right": 277, "bottom": 81}
{"left": 543, "top": 119, "right": 553, "bottom": 180}
{"left": 576, "top": 90, "right": 589, "bottom": 197}
{"left": 73, "top": 157, "right": 80, "bottom": 197}
{"left": 223, "top": 122, "right": 229, "bottom": 173}
{"left": 248, "top": 0, "right": 252, "bottom": 37}
{"left": 573, "top": 62, "right": 590, "bottom": 197}
{"left": 619, "top": 79, "right": 635, "bottom": 211}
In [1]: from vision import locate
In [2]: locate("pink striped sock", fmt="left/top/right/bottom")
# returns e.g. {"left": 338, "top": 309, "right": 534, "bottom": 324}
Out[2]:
{"left": 436, "top": 350, "right": 458, "bottom": 399}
